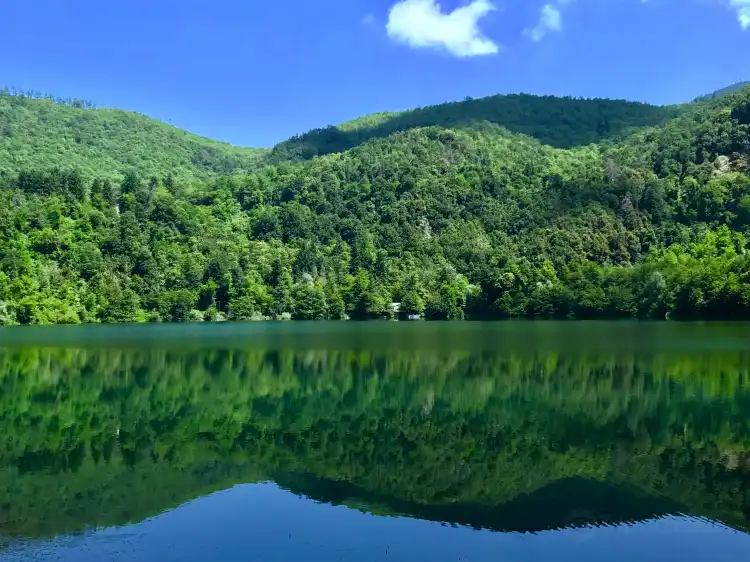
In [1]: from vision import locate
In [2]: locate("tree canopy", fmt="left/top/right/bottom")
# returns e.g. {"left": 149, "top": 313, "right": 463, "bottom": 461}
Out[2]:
{"left": 0, "top": 88, "right": 266, "bottom": 181}
{"left": 270, "top": 93, "right": 681, "bottom": 162}
{"left": 0, "top": 85, "right": 749, "bottom": 324}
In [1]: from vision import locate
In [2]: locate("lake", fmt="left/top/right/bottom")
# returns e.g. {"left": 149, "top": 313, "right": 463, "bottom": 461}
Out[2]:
{"left": 1, "top": 322, "right": 750, "bottom": 561}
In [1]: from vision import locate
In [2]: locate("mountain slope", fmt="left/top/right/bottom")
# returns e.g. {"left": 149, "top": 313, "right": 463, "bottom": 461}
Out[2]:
{"left": 695, "top": 81, "right": 750, "bottom": 102}
{"left": 269, "top": 93, "right": 682, "bottom": 163}
{"left": 0, "top": 90, "right": 266, "bottom": 180}
{"left": 0, "top": 86, "right": 750, "bottom": 324}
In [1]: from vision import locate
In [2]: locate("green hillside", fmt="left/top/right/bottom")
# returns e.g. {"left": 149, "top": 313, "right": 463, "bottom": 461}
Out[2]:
{"left": 0, "top": 85, "right": 750, "bottom": 324}
{"left": 269, "top": 93, "right": 682, "bottom": 162}
{"left": 0, "top": 89, "right": 266, "bottom": 180}
{"left": 695, "top": 81, "right": 750, "bottom": 102}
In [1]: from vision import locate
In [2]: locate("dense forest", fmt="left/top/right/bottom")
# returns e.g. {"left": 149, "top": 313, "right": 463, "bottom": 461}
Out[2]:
{"left": 1, "top": 344, "right": 749, "bottom": 537}
{"left": 1, "top": 85, "right": 750, "bottom": 324}
{"left": 269, "top": 94, "right": 681, "bottom": 162}
{"left": 0, "top": 89, "right": 266, "bottom": 180}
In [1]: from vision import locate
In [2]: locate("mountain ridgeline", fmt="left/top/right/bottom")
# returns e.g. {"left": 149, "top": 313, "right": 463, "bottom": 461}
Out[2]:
{"left": 269, "top": 94, "right": 681, "bottom": 162}
{"left": 0, "top": 88, "right": 266, "bottom": 180}
{"left": 0, "top": 85, "right": 750, "bottom": 324}
{"left": 695, "top": 81, "right": 750, "bottom": 102}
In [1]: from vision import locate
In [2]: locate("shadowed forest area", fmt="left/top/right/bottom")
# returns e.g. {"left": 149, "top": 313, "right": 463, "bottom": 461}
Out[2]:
{"left": 268, "top": 94, "right": 681, "bottom": 162}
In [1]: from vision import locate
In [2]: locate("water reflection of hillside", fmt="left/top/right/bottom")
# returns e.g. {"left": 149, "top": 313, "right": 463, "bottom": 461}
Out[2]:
{"left": 278, "top": 474, "right": 691, "bottom": 534}
{"left": 1, "top": 344, "right": 750, "bottom": 538}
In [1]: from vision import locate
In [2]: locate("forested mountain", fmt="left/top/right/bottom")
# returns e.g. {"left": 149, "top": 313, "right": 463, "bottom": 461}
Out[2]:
{"left": 0, "top": 89, "right": 266, "bottom": 180}
{"left": 0, "top": 85, "right": 749, "bottom": 324}
{"left": 270, "top": 93, "right": 681, "bottom": 162}
{"left": 695, "top": 81, "right": 750, "bottom": 102}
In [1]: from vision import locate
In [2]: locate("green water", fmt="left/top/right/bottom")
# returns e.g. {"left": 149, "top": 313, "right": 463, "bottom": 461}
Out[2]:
{"left": 1, "top": 322, "right": 750, "bottom": 561}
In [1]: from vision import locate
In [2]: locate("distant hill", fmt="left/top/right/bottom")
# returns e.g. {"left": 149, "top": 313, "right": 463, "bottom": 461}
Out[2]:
{"left": 269, "top": 93, "right": 681, "bottom": 163}
{"left": 0, "top": 90, "right": 266, "bottom": 180}
{"left": 695, "top": 81, "right": 750, "bottom": 102}
{"left": 2, "top": 83, "right": 743, "bottom": 182}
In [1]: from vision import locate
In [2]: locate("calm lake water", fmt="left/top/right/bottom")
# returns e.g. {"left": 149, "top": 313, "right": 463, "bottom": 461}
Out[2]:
{"left": 1, "top": 322, "right": 750, "bottom": 561}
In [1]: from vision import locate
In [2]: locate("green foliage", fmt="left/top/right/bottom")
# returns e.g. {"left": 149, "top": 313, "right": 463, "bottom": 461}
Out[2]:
{"left": 271, "top": 93, "right": 680, "bottom": 162}
{"left": 292, "top": 278, "right": 328, "bottom": 320}
{"left": 156, "top": 289, "right": 198, "bottom": 322}
{"left": 0, "top": 90, "right": 266, "bottom": 181}
{"left": 1, "top": 85, "right": 750, "bottom": 323}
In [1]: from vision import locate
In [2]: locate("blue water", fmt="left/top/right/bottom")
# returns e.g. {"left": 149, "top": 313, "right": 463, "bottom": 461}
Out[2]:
{"left": 5, "top": 484, "right": 749, "bottom": 561}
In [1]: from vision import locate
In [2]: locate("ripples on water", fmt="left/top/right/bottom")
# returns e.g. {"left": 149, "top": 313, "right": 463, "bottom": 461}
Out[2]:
{"left": 1, "top": 322, "right": 750, "bottom": 561}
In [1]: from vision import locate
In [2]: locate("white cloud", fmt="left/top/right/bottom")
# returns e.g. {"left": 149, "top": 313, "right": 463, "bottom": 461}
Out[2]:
{"left": 730, "top": 0, "right": 750, "bottom": 29}
{"left": 524, "top": 4, "right": 563, "bottom": 41}
{"left": 362, "top": 13, "right": 376, "bottom": 26}
{"left": 386, "top": 0, "right": 499, "bottom": 57}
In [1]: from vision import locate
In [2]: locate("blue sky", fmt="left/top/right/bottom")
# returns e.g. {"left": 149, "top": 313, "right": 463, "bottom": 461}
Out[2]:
{"left": 1, "top": 0, "right": 748, "bottom": 147}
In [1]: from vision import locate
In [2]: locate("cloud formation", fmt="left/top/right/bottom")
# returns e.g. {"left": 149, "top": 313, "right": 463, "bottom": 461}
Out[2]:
{"left": 386, "top": 0, "right": 499, "bottom": 57}
{"left": 730, "top": 0, "right": 750, "bottom": 29}
{"left": 524, "top": 4, "right": 563, "bottom": 41}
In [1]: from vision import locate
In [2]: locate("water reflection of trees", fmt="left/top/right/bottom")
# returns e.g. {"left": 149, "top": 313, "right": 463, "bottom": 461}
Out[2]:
{"left": 1, "top": 347, "right": 750, "bottom": 538}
